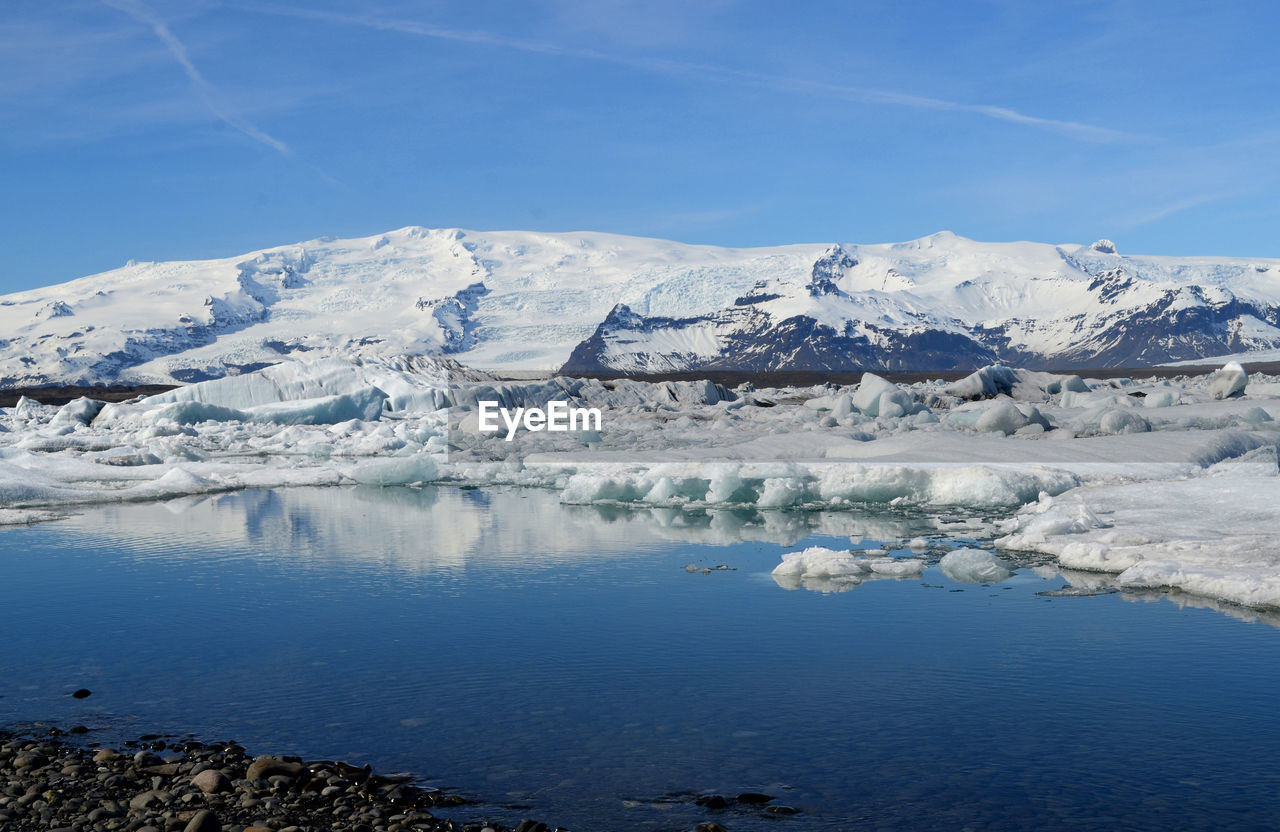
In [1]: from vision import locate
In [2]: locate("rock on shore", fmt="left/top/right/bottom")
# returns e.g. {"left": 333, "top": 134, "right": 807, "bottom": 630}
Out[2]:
{"left": 0, "top": 729, "right": 564, "bottom": 832}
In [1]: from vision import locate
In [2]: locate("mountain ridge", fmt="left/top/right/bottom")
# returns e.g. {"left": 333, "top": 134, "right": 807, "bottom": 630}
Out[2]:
{"left": 2, "top": 226, "right": 1279, "bottom": 387}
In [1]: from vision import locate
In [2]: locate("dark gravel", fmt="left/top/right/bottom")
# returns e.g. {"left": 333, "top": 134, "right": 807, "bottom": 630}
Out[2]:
{"left": 0, "top": 385, "right": 177, "bottom": 408}
{"left": 0, "top": 729, "right": 566, "bottom": 832}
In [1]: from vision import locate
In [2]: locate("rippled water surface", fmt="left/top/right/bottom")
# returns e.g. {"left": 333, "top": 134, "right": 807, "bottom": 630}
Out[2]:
{"left": 2, "top": 486, "right": 1280, "bottom": 831}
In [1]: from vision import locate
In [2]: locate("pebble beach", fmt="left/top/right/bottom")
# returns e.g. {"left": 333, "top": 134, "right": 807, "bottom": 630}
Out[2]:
{"left": 0, "top": 728, "right": 563, "bottom": 832}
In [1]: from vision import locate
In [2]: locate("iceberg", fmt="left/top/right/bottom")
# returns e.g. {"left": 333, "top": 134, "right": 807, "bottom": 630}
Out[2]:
{"left": 2, "top": 355, "right": 1280, "bottom": 612}
{"left": 939, "top": 548, "right": 1014, "bottom": 583}
{"left": 852, "top": 373, "right": 916, "bottom": 417}
{"left": 771, "top": 546, "right": 927, "bottom": 592}
{"left": 1208, "top": 361, "right": 1248, "bottom": 400}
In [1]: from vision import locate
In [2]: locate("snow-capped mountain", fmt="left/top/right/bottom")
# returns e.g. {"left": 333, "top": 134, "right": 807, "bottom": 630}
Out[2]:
{"left": 2, "top": 227, "right": 1279, "bottom": 386}
{"left": 563, "top": 237, "right": 1280, "bottom": 375}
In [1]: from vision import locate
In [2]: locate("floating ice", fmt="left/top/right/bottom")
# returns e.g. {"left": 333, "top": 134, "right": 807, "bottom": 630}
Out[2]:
{"left": 1068, "top": 405, "right": 1151, "bottom": 436}
{"left": 943, "top": 399, "right": 1050, "bottom": 434}
{"left": 50, "top": 397, "right": 106, "bottom": 427}
{"left": 852, "top": 373, "right": 916, "bottom": 417}
{"left": 1142, "top": 389, "right": 1180, "bottom": 409}
{"left": 95, "top": 359, "right": 419, "bottom": 426}
{"left": 246, "top": 388, "right": 388, "bottom": 425}
{"left": 3, "top": 355, "right": 1280, "bottom": 613}
{"left": 997, "top": 453, "right": 1280, "bottom": 608}
{"left": 772, "top": 546, "right": 871, "bottom": 580}
{"left": 945, "top": 366, "right": 1021, "bottom": 400}
{"left": 558, "top": 462, "right": 1077, "bottom": 510}
{"left": 939, "top": 548, "right": 1014, "bottom": 583}
{"left": 1047, "top": 375, "right": 1090, "bottom": 395}
{"left": 12, "top": 396, "right": 52, "bottom": 422}
{"left": 974, "top": 401, "right": 1048, "bottom": 435}
{"left": 1098, "top": 409, "right": 1152, "bottom": 435}
{"left": 771, "top": 546, "right": 926, "bottom": 592}
{"left": 349, "top": 452, "right": 439, "bottom": 486}
{"left": 867, "top": 557, "right": 927, "bottom": 577}
{"left": 1240, "top": 406, "right": 1274, "bottom": 423}
{"left": 945, "top": 365, "right": 1088, "bottom": 401}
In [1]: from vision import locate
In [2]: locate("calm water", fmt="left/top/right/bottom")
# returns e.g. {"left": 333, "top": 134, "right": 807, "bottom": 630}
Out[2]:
{"left": 2, "top": 486, "right": 1279, "bottom": 831}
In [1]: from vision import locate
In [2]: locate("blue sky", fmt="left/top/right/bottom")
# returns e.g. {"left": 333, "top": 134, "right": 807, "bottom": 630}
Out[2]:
{"left": 2, "top": 0, "right": 1279, "bottom": 292}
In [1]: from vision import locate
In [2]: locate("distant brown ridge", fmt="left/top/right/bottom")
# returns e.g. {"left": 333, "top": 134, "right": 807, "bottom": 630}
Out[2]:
{"left": 0, "top": 384, "right": 178, "bottom": 408}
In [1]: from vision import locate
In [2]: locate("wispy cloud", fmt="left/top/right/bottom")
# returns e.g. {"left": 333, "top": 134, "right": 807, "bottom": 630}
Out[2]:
{"left": 1125, "top": 190, "right": 1248, "bottom": 229}
{"left": 236, "top": 3, "right": 1142, "bottom": 144}
{"left": 101, "top": 0, "right": 291, "bottom": 154}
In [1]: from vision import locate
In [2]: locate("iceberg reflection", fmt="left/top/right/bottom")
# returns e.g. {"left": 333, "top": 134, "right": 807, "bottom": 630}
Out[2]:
{"left": 38, "top": 485, "right": 949, "bottom": 573}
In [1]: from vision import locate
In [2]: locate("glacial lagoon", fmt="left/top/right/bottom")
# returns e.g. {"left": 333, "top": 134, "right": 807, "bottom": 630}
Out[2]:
{"left": 3, "top": 486, "right": 1279, "bottom": 831}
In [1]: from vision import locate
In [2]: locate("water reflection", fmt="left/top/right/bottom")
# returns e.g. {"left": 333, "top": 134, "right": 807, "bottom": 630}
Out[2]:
{"left": 1052, "top": 567, "right": 1280, "bottom": 629}
{"left": 4, "top": 485, "right": 1280, "bottom": 832}
{"left": 37, "top": 485, "right": 971, "bottom": 570}
{"left": 771, "top": 567, "right": 918, "bottom": 594}
{"left": 11, "top": 484, "right": 1276, "bottom": 628}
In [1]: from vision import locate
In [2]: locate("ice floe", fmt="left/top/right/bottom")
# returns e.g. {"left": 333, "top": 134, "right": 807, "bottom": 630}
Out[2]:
{"left": 996, "top": 448, "right": 1280, "bottom": 608}
{"left": 771, "top": 545, "right": 927, "bottom": 592}
{"left": 938, "top": 548, "right": 1014, "bottom": 583}
{"left": 2, "top": 356, "right": 1279, "bottom": 611}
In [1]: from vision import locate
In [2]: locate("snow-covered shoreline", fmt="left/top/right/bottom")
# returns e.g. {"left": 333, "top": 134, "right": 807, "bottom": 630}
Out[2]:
{"left": 2, "top": 356, "right": 1278, "bottom": 610}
